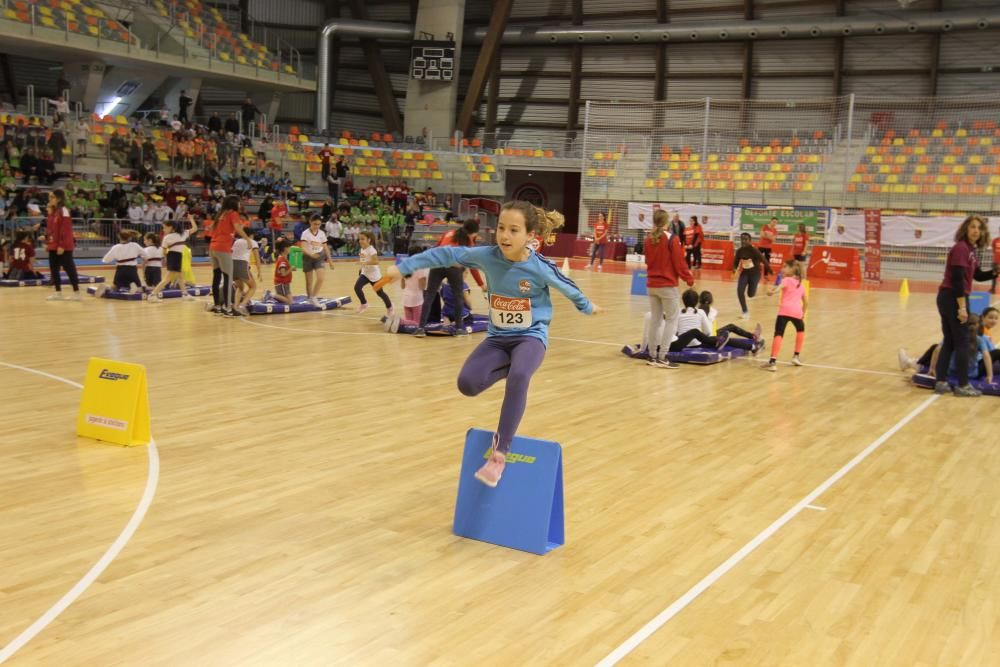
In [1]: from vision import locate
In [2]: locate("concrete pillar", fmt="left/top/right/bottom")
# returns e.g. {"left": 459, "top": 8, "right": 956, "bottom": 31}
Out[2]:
{"left": 65, "top": 61, "right": 106, "bottom": 113}
{"left": 404, "top": 0, "right": 466, "bottom": 143}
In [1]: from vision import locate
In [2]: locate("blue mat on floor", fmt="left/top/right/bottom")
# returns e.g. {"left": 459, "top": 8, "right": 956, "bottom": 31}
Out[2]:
{"left": 621, "top": 342, "right": 752, "bottom": 365}
{"left": 392, "top": 314, "right": 490, "bottom": 336}
{"left": 86, "top": 285, "right": 210, "bottom": 300}
{"left": 1, "top": 273, "right": 106, "bottom": 287}
{"left": 911, "top": 368, "right": 1000, "bottom": 396}
{"left": 248, "top": 295, "right": 352, "bottom": 314}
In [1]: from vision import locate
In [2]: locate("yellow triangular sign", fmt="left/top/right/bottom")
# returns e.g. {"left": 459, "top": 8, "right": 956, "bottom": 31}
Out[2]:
{"left": 76, "top": 357, "right": 151, "bottom": 447}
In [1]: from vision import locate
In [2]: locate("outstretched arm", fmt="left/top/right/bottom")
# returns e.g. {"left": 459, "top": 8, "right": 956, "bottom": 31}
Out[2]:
{"left": 543, "top": 262, "right": 599, "bottom": 314}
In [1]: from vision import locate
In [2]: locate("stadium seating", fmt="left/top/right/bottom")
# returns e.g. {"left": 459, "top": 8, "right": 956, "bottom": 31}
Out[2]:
{"left": 150, "top": 0, "right": 292, "bottom": 74}
{"left": 1, "top": 0, "right": 134, "bottom": 44}
{"left": 850, "top": 121, "right": 1000, "bottom": 198}
{"left": 642, "top": 138, "right": 827, "bottom": 194}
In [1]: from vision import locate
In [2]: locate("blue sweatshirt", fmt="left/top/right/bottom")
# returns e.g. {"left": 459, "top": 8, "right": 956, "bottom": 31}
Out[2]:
{"left": 397, "top": 245, "right": 593, "bottom": 346}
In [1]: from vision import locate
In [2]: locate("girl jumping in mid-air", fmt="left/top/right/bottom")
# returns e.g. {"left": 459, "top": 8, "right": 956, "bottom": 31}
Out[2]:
{"left": 761, "top": 258, "right": 807, "bottom": 372}
{"left": 382, "top": 201, "right": 601, "bottom": 487}
{"left": 732, "top": 232, "right": 772, "bottom": 321}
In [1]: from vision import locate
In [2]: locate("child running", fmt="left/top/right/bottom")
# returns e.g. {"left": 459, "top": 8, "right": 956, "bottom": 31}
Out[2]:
{"left": 761, "top": 259, "right": 807, "bottom": 372}
{"left": 96, "top": 229, "right": 144, "bottom": 296}
{"left": 732, "top": 232, "right": 773, "bottom": 320}
{"left": 355, "top": 230, "right": 393, "bottom": 315}
{"left": 149, "top": 216, "right": 195, "bottom": 302}
{"left": 263, "top": 237, "right": 295, "bottom": 305}
{"left": 382, "top": 201, "right": 601, "bottom": 487}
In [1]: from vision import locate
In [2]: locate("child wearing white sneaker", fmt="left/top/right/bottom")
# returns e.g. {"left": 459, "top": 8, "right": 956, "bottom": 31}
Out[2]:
{"left": 299, "top": 214, "right": 335, "bottom": 307}
{"left": 96, "top": 229, "right": 144, "bottom": 296}
{"left": 354, "top": 230, "right": 392, "bottom": 315}
{"left": 761, "top": 259, "right": 807, "bottom": 372}
{"left": 149, "top": 217, "right": 195, "bottom": 302}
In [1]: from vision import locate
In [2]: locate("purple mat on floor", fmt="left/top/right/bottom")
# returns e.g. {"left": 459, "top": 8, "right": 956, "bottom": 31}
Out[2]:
{"left": 1, "top": 273, "right": 105, "bottom": 287}
{"left": 248, "top": 295, "right": 352, "bottom": 314}
{"left": 621, "top": 343, "right": 752, "bottom": 365}
{"left": 86, "top": 285, "right": 210, "bottom": 300}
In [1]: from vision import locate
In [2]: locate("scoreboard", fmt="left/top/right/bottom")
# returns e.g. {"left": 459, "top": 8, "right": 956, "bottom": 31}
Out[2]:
{"left": 410, "top": 40, "right": 456, "bottom": 81}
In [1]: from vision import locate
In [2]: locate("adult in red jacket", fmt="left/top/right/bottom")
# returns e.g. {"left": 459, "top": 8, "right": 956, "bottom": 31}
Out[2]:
{"left": 45, "top": 189, "right": 81, "bottom": 300}
{"left": 643, "top": 209, "right": 695, "bottom": 367}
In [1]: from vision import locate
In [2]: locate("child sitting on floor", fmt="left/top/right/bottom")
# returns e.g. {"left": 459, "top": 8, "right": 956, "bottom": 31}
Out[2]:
{"left": 670, "top": 288, "right": 731, "bottom": 352}
{"left": 96, "top": 229, "right": 144, "bottom": 296}
{"left": 698, "top": 290, "right": 764, "bottom": 353}
{"left": 3, "top": 231, "right": 44, "bottom": 280}
{"left": 262, "top": 237, "right": 294, "bottom": 305}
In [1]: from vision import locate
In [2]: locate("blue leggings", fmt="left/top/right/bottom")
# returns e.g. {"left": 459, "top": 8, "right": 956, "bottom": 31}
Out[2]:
{"left": 457, "top": 335, "right": 546, "bottom": 453}
{"left": 590, "top": 242, "right": 606, "bottom": 266}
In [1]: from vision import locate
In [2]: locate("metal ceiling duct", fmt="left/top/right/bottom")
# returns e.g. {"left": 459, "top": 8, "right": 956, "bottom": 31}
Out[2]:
{"left": 316, "top": 19, "right": 413, "bottom": 132}
{"left": 316, "top": 9, "right": 1000, "bottom": 129}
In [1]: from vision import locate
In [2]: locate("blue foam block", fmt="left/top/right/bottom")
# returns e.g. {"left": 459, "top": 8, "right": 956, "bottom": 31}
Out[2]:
{"left": 969, "top": 291, "right": 992, "bottom": 316}
{"left": 453, "top": 428, "right": 564, "bottom": 555}
{"left": 86, "top": 285, "right": 210, "bottom": 300}
{"left": 1, "top": 273, "right": 106, "bottom": 287}
{"left": 621, "top": 342, "right": 751, "bottom": 364}
{"left": 911, "top": 370, "right": 1000, "bottom": 396}
{"left": 630, "top": 270, "right": 648, "bottom": 296}
{"left": 248, "top": 295, "right": 352, "bottom": 314}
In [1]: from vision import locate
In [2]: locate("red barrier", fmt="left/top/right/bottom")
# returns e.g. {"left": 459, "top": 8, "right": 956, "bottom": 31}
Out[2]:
{"left": 766, "top": 243, "right": 795, "bottom": 270}
{"left": 701, "top": 239, "right": 734, "bottom": 270}
{"left": 806, "top": 245, "right": 861, "bottom": 281}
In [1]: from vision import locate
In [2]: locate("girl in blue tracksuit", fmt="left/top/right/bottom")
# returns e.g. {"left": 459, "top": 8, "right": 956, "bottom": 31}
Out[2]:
{"left": 387, "top": 201, "right": 601, "bottom": 487}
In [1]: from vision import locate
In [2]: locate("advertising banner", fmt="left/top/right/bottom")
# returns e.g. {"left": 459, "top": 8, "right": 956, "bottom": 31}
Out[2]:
{"left": 807, "top": 246, "right": 861, "bottom": 281}
{"left": 737, "top": 207, "right": 826, "bottom": 237}
{"left": 626, "top": 203, "right": 731, "bottom": 232}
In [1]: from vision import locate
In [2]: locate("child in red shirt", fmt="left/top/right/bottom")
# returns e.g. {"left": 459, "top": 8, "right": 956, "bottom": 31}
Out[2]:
{"left": 264, "top": 238, "right": 294, "bottom": 305}
{"left": 4, "top": 231, "right": 43, "bottom": 280}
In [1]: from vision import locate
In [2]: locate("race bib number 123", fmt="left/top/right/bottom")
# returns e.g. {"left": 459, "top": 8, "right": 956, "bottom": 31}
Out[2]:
{"left": 490, "top": 294, "right": 532, "bottom": 329}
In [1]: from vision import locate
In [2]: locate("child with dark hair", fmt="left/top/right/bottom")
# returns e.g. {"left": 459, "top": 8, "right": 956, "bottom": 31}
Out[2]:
{"left": 96, "top": 229, "right": 144, "bottom": 296}
{"left": 382, "top": 201, "right": 600, "bottom": 487}
{"left": 354, "top": 230, "right": 392, "bottom": 315}
{"left": 142, "top": 232, "right": 163, "bottom": 289}
{"left": 669, "top": 288, "right": 731, "bottom": 352}
{"left": 900, "top": 307, "right": 999, "bottom": 386}
{"left": 3, "top": 231, "right": 43, "bottom": 280}
{"left": 698, "top": 290, "right": 763, "bottom": 353}
{"left": 263, "top": 237, "right": 294, "bottom": 305}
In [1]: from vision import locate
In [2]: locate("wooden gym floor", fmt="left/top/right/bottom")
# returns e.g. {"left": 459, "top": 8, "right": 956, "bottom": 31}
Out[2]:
{"left": 1, "top": 260, "right": 997, "bottom": 666}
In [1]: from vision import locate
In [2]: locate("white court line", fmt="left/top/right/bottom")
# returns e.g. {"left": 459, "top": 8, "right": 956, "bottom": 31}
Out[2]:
{"left": 0, "top": 362, "right": 160, "bottom": 665}
{"left": 804, "top": 504, "right": 827, "bottom": 511}
{"left": 594, "top": 393, "right": 940, "bottom": 667}
{"left": 731, "top": 357, "right": 901, "bottom": 378}
{"left": 240, "top": 320, "right": 907, "bottom": 380}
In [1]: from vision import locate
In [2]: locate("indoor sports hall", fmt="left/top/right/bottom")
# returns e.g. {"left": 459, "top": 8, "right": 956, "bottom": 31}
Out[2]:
{"left": 2, "top": 1, "right": 1000, "bottom": 665}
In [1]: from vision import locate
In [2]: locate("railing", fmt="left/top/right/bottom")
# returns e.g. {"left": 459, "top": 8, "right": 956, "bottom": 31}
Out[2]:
{"left": 0, "top": 0, "right": 308, "bottom": 85}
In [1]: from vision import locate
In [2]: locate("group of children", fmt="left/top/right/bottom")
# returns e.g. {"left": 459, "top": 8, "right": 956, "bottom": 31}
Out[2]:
{"left": 94, "top": 217, "right": 200, "bottom": 301}
{"left": 639, "top": 208, "right": 808, "bottom": 371}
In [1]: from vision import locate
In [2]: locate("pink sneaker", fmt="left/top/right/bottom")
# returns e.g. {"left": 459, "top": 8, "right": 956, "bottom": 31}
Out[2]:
{"left": 357, "top": 303, "right": 369, "bottom": 314}
{"left": 475, "top": 451, "right": 506, "bottom": 487}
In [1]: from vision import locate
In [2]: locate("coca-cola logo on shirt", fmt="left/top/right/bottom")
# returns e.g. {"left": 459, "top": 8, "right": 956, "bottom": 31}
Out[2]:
{"left": 491, "top": 295, "right": 530, "bottom": 312}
